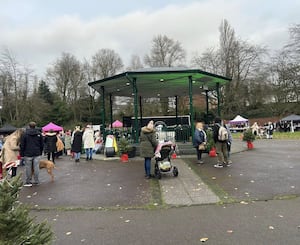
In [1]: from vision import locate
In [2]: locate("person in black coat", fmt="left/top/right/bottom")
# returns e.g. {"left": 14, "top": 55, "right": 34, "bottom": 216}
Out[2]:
{"left": 71, "top": 126, "right": 83, "bottom": 162}
{"left": 20, "top": 121, "right": 44, "bottom": 186}
{"left": 44, "top": 129, "right": 57, "bottom": 163}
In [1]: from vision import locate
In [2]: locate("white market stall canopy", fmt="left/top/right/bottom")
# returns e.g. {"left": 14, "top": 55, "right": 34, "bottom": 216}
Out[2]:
{"left": 229, "top": 115, "right": 248, "bottom": 124}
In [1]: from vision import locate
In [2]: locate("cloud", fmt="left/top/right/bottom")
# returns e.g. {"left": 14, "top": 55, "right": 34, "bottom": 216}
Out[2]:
{"left": 0, "top": 0, "right": 298, "bottom": 76}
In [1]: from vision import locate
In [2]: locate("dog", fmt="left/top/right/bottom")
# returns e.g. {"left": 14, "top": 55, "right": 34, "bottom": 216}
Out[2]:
{"left": 32, "top": 159, "right": 56, "bottom": 182}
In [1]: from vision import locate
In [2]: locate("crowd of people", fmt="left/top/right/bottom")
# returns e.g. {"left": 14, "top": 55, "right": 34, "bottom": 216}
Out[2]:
{"left": 0, "top": 117, "right": 296, "bottom": 182}
{"left": 193, "top": 117, "right": 232, "bottom": 168}
{"left": 0, "top": 122, "right": 103, "bottom": 186}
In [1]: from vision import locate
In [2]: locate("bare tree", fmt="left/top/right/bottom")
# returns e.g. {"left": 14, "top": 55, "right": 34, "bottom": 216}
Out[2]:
{"left": 127, "top": 54, "right": 143, "bottom": 71}
{"left": 288, "top": 24, "right": 300, "bottom": 55}
{"left": 46, "top": 52, "right": 87, "bottom": 122}
{"left": 91, "top": 49, "right": 123, "bottom": 79}
{"left": 191, "top": 19, "right": 268, "bottom": 118}
{"left": 46, "top": 52, "right": 85, "bottom": 103}
{"left": 191, "top": 48, "right": 222, "bottom": 74}
{"left": 271, "top": 50, "right": 300, "bottom": 103}
{"left": 0, "top": 48, "right": 35, "bottom": 125}
{"left": 219, "top": 19, "right": 236, "bottom": 78}
{"left": 144, "top": 34, "right": 186, "bottom": 67}
{"left": 269, "top": 24, "right": 300, "bottom": 105}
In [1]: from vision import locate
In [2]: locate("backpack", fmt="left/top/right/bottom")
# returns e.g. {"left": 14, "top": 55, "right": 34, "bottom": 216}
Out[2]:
{"left": 218, "top": 125, "right": 229, "bottom": 141}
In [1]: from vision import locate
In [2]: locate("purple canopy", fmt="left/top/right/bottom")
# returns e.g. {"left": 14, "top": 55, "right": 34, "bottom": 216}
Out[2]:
{"left": 42, "top": 122, "right": 63, "bottom": 132}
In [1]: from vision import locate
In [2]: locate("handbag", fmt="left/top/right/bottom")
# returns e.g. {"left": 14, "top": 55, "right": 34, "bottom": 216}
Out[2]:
{"left": 198, "top": 142, "right": 206, "bottom": 150}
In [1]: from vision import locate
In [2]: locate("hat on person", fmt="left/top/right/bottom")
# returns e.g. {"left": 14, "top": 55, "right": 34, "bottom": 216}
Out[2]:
{"left": 75, "top": 126, "right": 81, "bottom": 131}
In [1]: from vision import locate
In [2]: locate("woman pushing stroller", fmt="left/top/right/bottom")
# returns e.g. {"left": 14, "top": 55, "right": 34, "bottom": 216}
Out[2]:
{"left": 140, "top": 120, "right": 158, "bottom": 179}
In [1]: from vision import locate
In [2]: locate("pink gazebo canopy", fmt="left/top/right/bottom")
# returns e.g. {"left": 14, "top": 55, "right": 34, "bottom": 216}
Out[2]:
{"left": 112, "top": 120, "right": 123, "bottom": 128}
{"left": 42, "top": 122, "right": 63, "bottom": 132}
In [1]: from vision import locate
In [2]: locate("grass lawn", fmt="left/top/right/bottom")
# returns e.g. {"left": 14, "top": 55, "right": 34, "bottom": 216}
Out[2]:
{"left": 231, "top": 131, "right": 300, "bottom": 140}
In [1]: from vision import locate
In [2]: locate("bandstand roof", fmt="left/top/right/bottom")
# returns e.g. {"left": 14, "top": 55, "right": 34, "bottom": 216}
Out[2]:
{"left": 88, "top": 67, "right": 231, "bottom": 97}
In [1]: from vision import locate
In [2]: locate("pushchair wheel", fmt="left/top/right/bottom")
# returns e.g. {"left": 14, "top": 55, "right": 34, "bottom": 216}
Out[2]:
{"left": 154, "top": 168, "right": 161, "bottom": 179}
{"left": 173, "top": 166, "right": 179, "bottom": 177}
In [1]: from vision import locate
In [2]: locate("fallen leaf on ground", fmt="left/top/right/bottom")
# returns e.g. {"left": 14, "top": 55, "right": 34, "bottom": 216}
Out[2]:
{"left": 250, "top": 180, "right": 255, "bottom": 183}
{"left": 240, "top": 201, "right": 248, "bottom": 205}
{"left": 125, "top": 220, "right": 130, "bottom": 223}
{"left": 211, "top": 177, "right": 216, "bottom": 180}
{"left": 200, "top": 237, "right": 208, "bottom": 242}
{"left": 66, "top": 231, "right": 72, "bottom": 235}
{"left": 269, "top": 226, "right": 274, "bottom": 230}
{"left": 227, "top": 230, "right": 233, "bottom": 233}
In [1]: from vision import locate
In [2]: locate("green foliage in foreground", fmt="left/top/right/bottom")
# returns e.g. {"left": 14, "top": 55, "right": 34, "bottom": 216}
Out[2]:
{"left": 0, "top": 175, "right": 53, "bottom": 245}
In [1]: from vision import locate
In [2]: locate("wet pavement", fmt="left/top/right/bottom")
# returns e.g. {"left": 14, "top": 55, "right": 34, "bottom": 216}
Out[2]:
{"left": 186, "top": 139, "right": 300, "bottom": 202}
{"left": 16, "top": 139, "right": 300, "bottom": 244}
{"left": 19, "top": 157, "right": 152, "bottom": 208}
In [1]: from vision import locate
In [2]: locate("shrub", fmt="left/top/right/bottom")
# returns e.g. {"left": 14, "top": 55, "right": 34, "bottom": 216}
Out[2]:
{"left": 242, "top": 129, "right": 256, "bottom": 142}
{"left": 118, "top": 138, "right": 132, "bottom": 154}
{"left": 0, "top": 175, "right": 53, "bottom": 244}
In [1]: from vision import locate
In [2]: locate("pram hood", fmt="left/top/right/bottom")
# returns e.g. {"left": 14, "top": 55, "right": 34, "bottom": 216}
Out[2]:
{"left": 155, "top": 141, "right": 175, "bottom": 159}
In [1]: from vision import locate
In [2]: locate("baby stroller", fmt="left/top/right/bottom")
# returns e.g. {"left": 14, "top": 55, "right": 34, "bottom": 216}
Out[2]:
{"left": 154, "top": 141, "right": 178, "bottom": 179}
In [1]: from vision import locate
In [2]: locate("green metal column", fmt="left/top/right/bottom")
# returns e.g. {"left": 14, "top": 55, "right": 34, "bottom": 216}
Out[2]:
{"left": 205, "top": 89, "right": 209, "bottom": 122}
{"left": 175, "top": 95, "right": 178, "bottom": 126}
{"left": 188, "top": 76, "right": 194, "bottom": 141}
{"left": 216, "top": 82, "right": 220, "bottom": 116}
{"left": 101, "top": 86, "right": 105, "bottom": 137}
{"left": 132, "top": 77, "right": 139, "bottom": 143}
{"left": 139, "top": 95, "right": 143, "bottom": 129}
{"left": 109, "top": 93, "right": 113, "bottom": 128}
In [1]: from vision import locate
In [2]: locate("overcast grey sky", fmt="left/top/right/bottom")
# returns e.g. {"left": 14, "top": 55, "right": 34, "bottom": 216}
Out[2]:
{"left": 1, "top": 0, "right": 299, "bottom": 77}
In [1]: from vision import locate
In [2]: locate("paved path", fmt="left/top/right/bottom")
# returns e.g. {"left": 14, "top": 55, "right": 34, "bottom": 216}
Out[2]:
{"left": 15, "top": 139, "right": 300, "bottom": 245}
{"left": 159, "top": 158, "right": 219, "bottom": 205}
